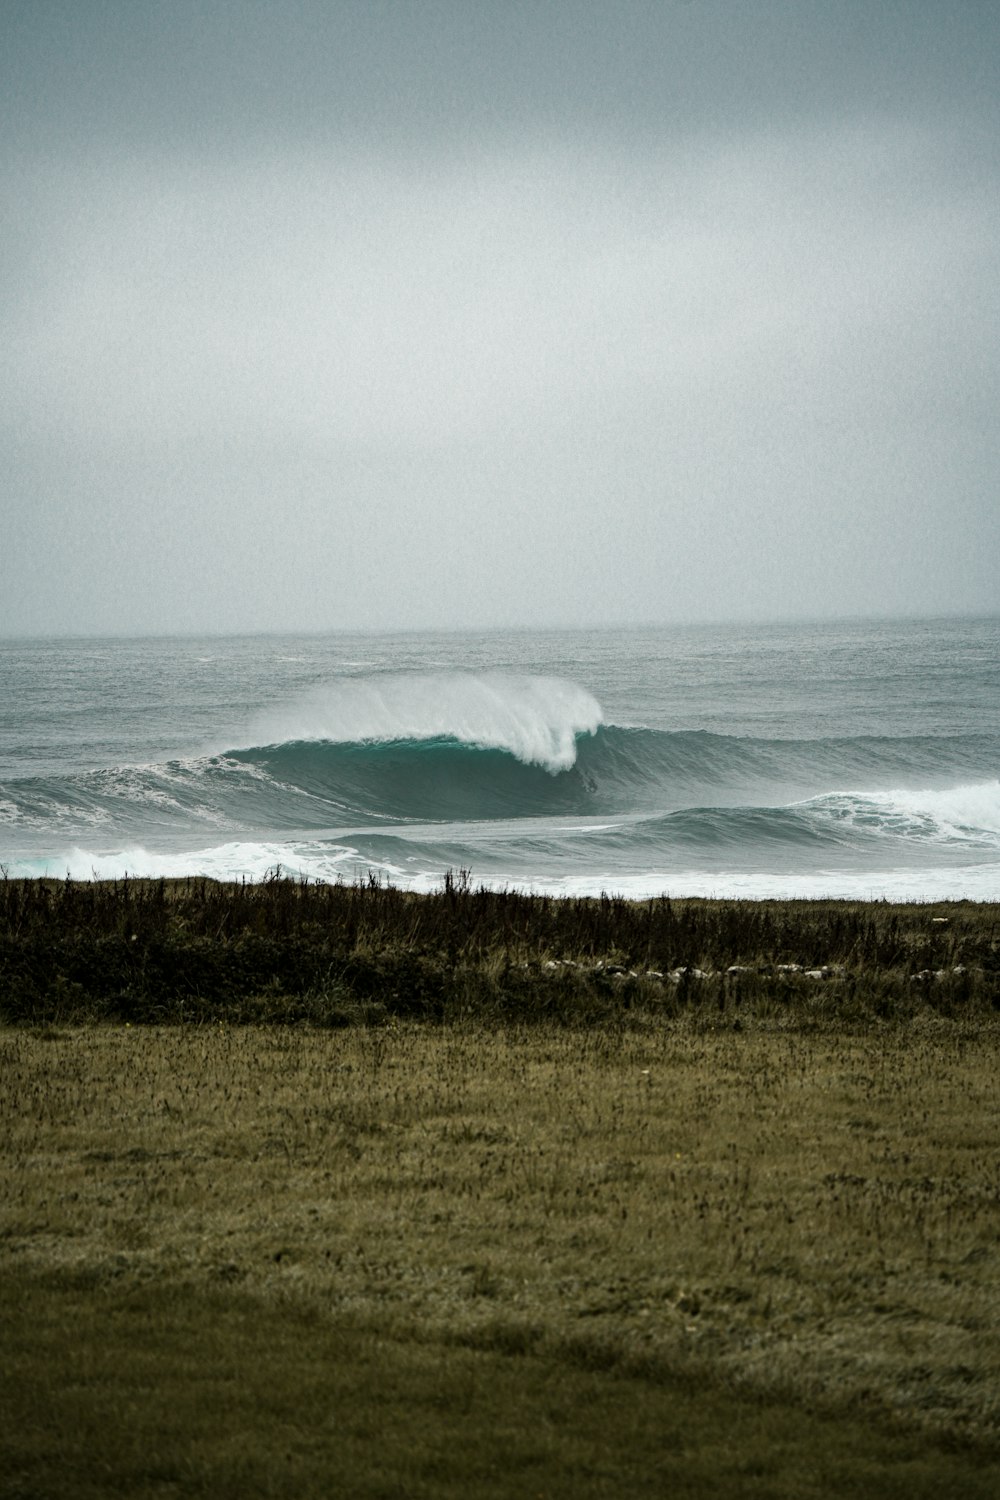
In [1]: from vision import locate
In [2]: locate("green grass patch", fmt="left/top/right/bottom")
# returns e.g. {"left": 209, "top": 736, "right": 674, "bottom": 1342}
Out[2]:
{"left": 3, "top": 1271, "right": 998, "bottom": 1500}
{"left": 3, "top": 880, "right": 999, "bottom": 1492}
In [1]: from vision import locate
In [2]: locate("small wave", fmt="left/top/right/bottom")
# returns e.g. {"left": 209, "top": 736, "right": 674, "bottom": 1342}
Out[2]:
{"left": 579, "top": 727, "right": 1000, "bottom": 795}
{"left": 801, "top": 781, "right": 1000, "bottom": 849}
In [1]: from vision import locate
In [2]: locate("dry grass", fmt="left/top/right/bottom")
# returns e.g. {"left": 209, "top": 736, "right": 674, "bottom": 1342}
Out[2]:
{"left": 2, "top": 1016, "right": 1000, "bottom": 1494}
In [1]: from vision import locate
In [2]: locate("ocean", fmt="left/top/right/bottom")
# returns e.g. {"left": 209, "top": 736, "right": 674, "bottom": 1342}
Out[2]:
{"left": 1, "top": 617, "right": 998, "bottom": 902}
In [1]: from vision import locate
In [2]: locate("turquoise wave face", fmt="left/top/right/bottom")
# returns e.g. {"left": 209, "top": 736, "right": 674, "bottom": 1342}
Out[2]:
{"left": 3, "top": 622, "right": 998, "bottom": 899}
{"left": 226, "top": 725, "right": 1000, "bottom": 823}
{"left": 3, "top": 726, "right": 999, "bottom": 840}
{"left": 228, "top": 736, "right": 596, "bottom": 821}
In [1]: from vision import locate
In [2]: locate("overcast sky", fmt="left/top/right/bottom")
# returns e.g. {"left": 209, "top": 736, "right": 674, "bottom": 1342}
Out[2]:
{"left": 2, "top": 1, "right": 998, "bottom": 636}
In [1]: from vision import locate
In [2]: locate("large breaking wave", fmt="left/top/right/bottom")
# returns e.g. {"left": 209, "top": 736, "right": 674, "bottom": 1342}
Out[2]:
{"left": 5, "top": 728, "right": 999, "bottom": 832}
{"left": 3, "top": 671, "right": 999, "bottom": 897}
{"left": 235, "top": 672, "right": 603, "bottom": 773}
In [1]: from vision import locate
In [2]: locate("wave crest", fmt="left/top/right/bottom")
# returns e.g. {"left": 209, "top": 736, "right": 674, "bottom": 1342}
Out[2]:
{"left": 237, "top": 673, "right": 604, "bottom": 773}
{"left": 801, "top": 780, "right": 1000, "bottom": 849}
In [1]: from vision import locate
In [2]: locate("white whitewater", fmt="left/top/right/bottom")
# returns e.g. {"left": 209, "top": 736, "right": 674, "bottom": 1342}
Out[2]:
{"left": 238, "top": 672, "right": 604, "bottom": 772}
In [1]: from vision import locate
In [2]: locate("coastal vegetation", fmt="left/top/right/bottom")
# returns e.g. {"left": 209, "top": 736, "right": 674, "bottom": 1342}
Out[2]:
{"left": 2, "top": 877, "right": 999, "bottom": 1495}
{"left": 1, "top": 872, "right": 997, "bottom": 1027}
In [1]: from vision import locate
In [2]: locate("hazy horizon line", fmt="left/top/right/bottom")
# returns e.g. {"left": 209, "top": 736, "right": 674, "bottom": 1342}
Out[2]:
{"left": 2, "top": 608, "right": 997, "bottom": 647}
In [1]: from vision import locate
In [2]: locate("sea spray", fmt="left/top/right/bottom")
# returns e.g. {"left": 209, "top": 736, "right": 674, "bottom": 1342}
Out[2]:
{"left": 239, "top": 672, "right": 604, "bottom": 772}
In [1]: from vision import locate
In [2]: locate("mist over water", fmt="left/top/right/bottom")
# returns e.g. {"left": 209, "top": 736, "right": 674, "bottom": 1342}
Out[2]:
{"left": 1, "top": 618, "right": 998, "bottom": 900}
{"left": 241, "top": 673, "right": 603, "bottom": 772}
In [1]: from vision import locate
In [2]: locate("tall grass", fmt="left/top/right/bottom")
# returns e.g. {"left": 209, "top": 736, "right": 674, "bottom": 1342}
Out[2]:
{"left": 1, "top": 874, "right": 997, "bottom": 1025}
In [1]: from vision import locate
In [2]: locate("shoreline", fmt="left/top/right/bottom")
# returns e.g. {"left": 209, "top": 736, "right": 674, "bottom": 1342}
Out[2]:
{"left": 8, "top": 855, "right": 1000, "bottom": 904}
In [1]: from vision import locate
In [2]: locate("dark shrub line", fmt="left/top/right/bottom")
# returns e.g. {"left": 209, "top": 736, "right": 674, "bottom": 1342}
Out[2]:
{"left": 0, "top": 874, "right": 997, "bottom": 1026}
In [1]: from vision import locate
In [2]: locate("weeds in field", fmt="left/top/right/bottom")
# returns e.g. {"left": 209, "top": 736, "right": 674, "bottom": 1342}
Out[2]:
{"left": 3, "top": 874, "right": 1000, "bottom": 1493}
{"left": 1, "top": 874, "right": 997, "bottom": 1024}
{"left": 2, "top": 1018, "right": 999, "bottom": 1457}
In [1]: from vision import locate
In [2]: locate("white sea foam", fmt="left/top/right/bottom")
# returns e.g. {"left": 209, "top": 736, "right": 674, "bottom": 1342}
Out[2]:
{"left": 235, "top": 673, "right": 604, "bottom": 772}
{"left": 515, "top": 866, "right": 1000, "bottom": 902}
{"left": 8, "top": 841, "right": 377, "bottom": 885}
{"left": 801, "top": 780, "right": 1000, "bottom": 848}
{"left": 8, "top": 840, "right": 998, "bottom": 904}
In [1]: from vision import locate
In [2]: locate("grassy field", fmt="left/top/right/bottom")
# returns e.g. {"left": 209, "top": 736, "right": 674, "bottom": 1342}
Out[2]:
{"left": 2, "top": 880, "right": 999, "bottom": 1495}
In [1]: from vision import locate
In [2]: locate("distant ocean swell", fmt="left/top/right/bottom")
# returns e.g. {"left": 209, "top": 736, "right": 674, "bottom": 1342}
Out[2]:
{"left": 2, "top": 671, "right": 998, "bottom": 899}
